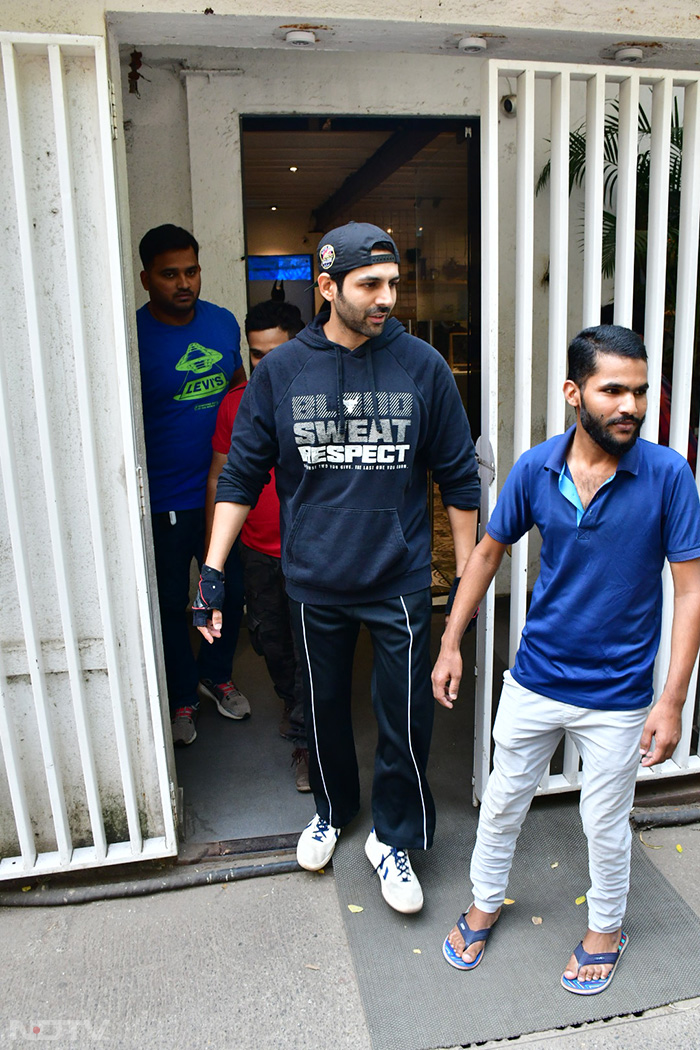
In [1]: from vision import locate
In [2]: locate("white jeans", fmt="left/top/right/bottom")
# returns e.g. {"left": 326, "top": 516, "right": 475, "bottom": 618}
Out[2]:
{"left": 471, "top": 671, "right": 649, "bottom": 933}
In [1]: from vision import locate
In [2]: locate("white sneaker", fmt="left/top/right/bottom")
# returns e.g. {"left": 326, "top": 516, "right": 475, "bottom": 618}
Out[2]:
{"left": 296, "top": 814, "right": 340, "bottom": 871}
{"left": 364, "top": 829, "right": 424, "bottom": 914}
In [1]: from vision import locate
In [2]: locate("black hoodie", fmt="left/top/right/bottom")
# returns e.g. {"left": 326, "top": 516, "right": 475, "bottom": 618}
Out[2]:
{"left": 217, "top": 315, "right": 480, "bottom": 605}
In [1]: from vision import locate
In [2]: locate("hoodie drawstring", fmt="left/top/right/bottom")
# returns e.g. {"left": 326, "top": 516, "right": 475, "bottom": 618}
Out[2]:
{"left": 335, "top": 346, "right": 346, "bottom": 439}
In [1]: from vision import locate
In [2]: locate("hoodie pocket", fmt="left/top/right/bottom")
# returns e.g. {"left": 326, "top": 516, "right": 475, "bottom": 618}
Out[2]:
{"left": 286, "top": 504, "right": 409, "bottom": 593}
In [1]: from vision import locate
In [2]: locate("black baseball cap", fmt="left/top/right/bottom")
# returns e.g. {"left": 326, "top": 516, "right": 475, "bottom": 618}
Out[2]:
{"left": 316, "top": 222, "right": 400, "bottom": 278}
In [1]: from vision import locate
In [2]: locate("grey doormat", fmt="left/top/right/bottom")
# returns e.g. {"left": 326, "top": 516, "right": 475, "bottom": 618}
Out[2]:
{"left": 333, "top": 784, "right": 700, "bottom": 1050}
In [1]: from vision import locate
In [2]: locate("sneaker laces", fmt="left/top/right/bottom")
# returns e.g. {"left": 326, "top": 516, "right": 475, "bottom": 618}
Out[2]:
{"left": 215, "top": 681, "right": 240, "bottom": 698}
{"left": 373, "top": 846, "right": 411, "bottom": 882}
{"left": 391, "top": 848, "right": 411, "bottom": 881}
{"left": 173, "top": 705, "right": 196, "bottom": 720}
{"left": 312, "top": 816, "right": 332, "bottom": 842}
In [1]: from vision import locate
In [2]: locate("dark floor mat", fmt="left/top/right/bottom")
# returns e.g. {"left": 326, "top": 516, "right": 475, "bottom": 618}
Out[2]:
{"left": 332, "top": 625, "right": 700, "bottom": 1050}
{"left": 176, "top": 630, "right": 315, "bottom": 843}
{"left": 335, "top": 799, "right": 700, "bottom": 1050}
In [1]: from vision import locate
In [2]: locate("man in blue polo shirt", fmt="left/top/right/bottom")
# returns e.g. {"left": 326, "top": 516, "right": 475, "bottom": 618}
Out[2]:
{"left": 433, "top": 325, "right": 700, "bottom": 994}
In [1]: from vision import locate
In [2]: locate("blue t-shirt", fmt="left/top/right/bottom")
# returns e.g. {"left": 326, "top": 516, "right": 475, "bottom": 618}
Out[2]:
{"left": 137, "top": 300, "right": 241, "bottom": 512}
{"left": 487, "top": 426, "right": 700, "bottom": 710}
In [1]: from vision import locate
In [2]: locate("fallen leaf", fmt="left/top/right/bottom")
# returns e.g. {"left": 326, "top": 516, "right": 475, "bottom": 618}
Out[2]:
{"left": 413, "top": 949, "right": 421, "bottom": 954}
{"left": 21, "top": 886, "right": 32, "bottom": 892}
{"left": 316, "top": 869, "right": 325, "bottom": 875}
{"left": 305, "top": 964, "right": 320, "bottom": 970}
{"left": 532, "top": 916, "right": 543, "bottom": 925}
{"left": 575, "top": 895, "right": 586, "bottom": 906}
{"left": 676, "top": 844, "right": 684, "bottom": 853}
{"left": 347, "top": 904, "right": 363, "bottom": 913}
{"left": 504, "top": 898, "right": 515, "bottom": 905}
{"left": 639, "top": 832, "right": 663, "bottom": 850}
{"left": 550, "top": 862, "right": 559, "bottom": 869}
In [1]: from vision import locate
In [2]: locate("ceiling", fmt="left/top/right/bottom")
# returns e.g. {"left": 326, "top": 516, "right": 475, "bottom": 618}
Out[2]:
{"left": 241, "top": 118, "right": 475, "bottom": 233}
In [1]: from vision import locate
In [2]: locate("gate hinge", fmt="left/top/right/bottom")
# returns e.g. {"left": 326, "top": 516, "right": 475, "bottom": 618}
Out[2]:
{"left": 136, "top": 464, "right": 146, "bottom": 518}
{"left": 474, "top": 435, "right": 496, "bottom": 486}
{"left": 108, "top": 79, "right": 118, "bottom": 140}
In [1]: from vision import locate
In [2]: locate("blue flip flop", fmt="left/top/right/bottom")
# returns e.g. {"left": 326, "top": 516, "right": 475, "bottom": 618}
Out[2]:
{"left": 561, "top": 931, "right": 628, "bottom": 995}
{"left": 442, "top": 910, "right": 494, "bottom": 970}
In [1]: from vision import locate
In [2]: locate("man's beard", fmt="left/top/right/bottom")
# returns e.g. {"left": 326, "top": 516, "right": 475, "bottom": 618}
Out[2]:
{"left": 334, "top": 291, "right": 391, "bottom": 340}
{"left": 580, "top": 394, "right": 644, "bottom": 456}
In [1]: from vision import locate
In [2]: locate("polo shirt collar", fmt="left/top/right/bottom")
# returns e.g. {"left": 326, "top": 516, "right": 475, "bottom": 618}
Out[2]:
{"left": 544, "top": 423, "right": 640, "bottom": 476}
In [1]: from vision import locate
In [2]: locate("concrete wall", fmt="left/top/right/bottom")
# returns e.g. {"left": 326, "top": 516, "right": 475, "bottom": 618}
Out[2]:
{"left": 4, "top": 2, "right": 700, "bottom": 49}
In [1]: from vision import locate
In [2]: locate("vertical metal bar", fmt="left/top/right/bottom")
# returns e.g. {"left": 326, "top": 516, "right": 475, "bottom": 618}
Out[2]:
{"left": 547, "top": 70, "right": 570, "bottom": 439}
{"left": 613, "top": 74, "right": 640, "bottom": 327}
{"left": 582, "top": 72, "right": 606, "bottom": 327}
{"left": 0, "top": 328, "right": 37, "bottom": 870}
{"left": 654, "top": 82, "right": 700, "bottom": 766}
{"left": 642, "top": 76, "right": 673, "bottom": 438}
{"left": 48, "top": 43, "right": 110, "bottom": 860}
{"left": 473, "top": 59, "right": 501, "bottom": 804}
{"left": 94, "top": 39, "right": 176, "bottom": 851}
{"left": 509, "top": 68, "right": 535, "bottom": 664}
{"left": 2, "top": 39, "right": 72, "bottom": 863}
{"left": 669, "top": 81, "right": 700, "bottom": 457}
{"left": 0, "top": 646, "right": 36, "bottom": 868}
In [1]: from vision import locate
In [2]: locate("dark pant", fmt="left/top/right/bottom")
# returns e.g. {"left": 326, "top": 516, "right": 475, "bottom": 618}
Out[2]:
{"left": 289, "top": 589, "right": 435, "bottom": 851}
{"left": 239, "top": 543, "right": 306, "bottom": 745}
{"left": 151, "top": 508, "right": 244, "bottom": 713}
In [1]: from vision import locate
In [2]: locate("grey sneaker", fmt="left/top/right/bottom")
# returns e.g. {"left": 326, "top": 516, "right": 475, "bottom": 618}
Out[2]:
{"left": 364, "top": 829, "right": 424, "bottom": 914}
{"left": 198, "top": 679, "right": 251, "bottom": 720}
{"left": 171, "top": 705, "right": 197, "bottom": 747}
{"left": 297, "top": 814, "right": 340, "bottom": 870}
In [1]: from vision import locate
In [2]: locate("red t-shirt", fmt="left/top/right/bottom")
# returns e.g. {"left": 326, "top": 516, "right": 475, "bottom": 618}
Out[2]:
{"left": 212, "top": 382, "right": 281, "bottom": 558}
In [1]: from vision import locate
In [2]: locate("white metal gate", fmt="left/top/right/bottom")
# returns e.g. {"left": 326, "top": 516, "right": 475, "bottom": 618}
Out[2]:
{"left": 0, "top": 33, "right": 177, "bottom": 879}
{"left": 475, "top": 58, "right": 700, "bottom": 802}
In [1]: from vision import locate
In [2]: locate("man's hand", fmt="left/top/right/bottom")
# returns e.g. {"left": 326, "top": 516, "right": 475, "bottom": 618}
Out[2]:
{"left": 639, "top": 697, "right": 683, "bottom": 767}
{"left": 431, "top": 646, "right": 463, "bottom": 709}
{"left": 193, "top": 564, "right": 225, "bottom": 644}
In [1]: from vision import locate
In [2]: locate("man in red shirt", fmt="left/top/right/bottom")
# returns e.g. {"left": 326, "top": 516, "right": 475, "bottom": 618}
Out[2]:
{"left": 205, "top": 301, "right": 308, "bottom": 790}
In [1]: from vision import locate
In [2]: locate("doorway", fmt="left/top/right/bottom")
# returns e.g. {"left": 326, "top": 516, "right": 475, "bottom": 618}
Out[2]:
{"left": 241, "top": 114, "right": 481, "bottom": 596}
{"left": 177, "top": 113, "right": 481, "bottom": 848}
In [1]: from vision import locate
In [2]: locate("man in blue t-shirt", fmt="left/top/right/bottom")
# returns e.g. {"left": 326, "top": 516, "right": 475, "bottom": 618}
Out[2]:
{"left": 137, "top": 224, "right": 248, "bottom": 747}
{"left": 433, "top": 325, "right": 700, "bottom": 995}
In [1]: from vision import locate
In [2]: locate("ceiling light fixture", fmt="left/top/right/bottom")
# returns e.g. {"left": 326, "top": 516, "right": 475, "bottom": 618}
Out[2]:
{"left": 458, "top": 36, "right": 487, "bottom": 54}
{"left": 289, "top": 166, "right": 298, "bottom": 172}
{"left": 285, "top": 29, "right": 316, "bottom": 47}
{"left": 614, "top": 46, "right": 644, "bottom": 63}
{"left": 270, "top": 206, "right": 277, "bottom": 211}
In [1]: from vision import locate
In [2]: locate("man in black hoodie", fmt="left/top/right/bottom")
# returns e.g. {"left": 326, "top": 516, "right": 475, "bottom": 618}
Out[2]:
{"left": 195, "top": 222, "right": 480, "bottom": 913}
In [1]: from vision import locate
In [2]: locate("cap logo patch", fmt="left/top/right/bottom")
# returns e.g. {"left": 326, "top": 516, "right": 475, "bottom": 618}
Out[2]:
{"left": 319, "top": 243, "right": 336, "bottom": 270}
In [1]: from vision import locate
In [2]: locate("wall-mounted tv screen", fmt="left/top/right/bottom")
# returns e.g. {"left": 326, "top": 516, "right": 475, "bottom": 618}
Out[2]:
{"left": 247, "top": 254, "right": 313, "bottom": 282}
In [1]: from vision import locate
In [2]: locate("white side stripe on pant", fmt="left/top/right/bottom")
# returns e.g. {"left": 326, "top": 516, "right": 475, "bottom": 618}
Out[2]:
{"left": 400, "top": 595, "right": 428, "bottom": 850}
{"left": 299, "top": 603, "right": 334, "bottom": 825}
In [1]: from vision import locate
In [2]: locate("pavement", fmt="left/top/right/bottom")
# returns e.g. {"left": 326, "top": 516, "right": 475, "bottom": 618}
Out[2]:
{"left": 1, "top": 821, "right": 700, "bottom": 1050}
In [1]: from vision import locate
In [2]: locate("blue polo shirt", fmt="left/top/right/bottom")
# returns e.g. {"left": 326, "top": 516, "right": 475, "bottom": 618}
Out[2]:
{"left": 487, "top": 426, "right": 700, "bottom": 710}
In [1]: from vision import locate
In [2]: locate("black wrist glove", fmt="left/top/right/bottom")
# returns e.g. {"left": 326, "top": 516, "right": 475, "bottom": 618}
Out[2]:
{"left": 444, "top": 575, "right": 479, "bottom": 632}
{"left": 192, "top": 564, "right": 225, "bottom": 627}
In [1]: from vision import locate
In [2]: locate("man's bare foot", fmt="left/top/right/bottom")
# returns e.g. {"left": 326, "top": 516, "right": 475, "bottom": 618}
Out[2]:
{"left": 446, "top": 905, "right": 501, "bottom": 965}
{"left": 563, "top": 928, "right": 622, "bottom": 984}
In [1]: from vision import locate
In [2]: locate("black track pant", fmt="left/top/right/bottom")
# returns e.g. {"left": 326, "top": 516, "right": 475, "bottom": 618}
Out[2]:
{"left": 289, "top": 589, "right": 435, "bottom": 851}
